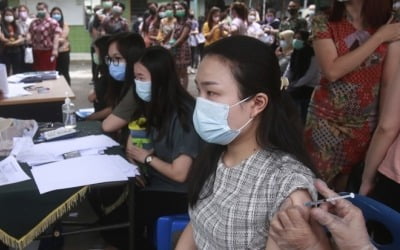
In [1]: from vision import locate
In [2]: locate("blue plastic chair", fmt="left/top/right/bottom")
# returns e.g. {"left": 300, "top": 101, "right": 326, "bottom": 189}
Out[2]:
{"left": 155, "top": 213, "right": 190, "bottom": 250}
{"left": 346, "top": 193, "right": 400, "bottom": 250}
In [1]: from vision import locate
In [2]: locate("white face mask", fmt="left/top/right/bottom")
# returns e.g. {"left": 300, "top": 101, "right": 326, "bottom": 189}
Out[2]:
{"left": 193, "top": 97, "right": 253, "bottom": 145}
{"left": 4, "top": 16, "right": 14, "bottom": 23}
{"left": 135, "top": 79, "right": 152, "bottom": 102}
{"left": 279, "top": 40, "right": 288, "bottom": 49}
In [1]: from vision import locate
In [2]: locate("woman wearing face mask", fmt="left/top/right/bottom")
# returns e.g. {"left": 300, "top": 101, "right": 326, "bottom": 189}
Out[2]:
{"left": 167, "top": 1, "right": 192, "bottom": 89}
{"left": 306, "top": 0, "right": 400, "bottom": 191}
{"left": 156, "top": 3, "right": 177, "bottom": 44}
{"left": 141, "top": 2, "right": 159, "bottom": 47}
{"left": 125, "top": 46, "right": 203, "bottom": 249}
{"left": 27, "top": 2, "right": 61, "bottom": 71}
{"left": 101, "top": 32, "right": 146, "bottom": 138}
{"left": 283, "top": 30, "right": 320, "bottom": 122}
{"left": 16, "top": 5, "right": 33, "bottom": 72}
{"left": 100, "top": 1, "right": 129, "bottom": 35}
{"left": 0, "top": 7, "right": 24, "bottom": 75}
{"left": 275, "top": 29, "right": 294, "bottom": 74}
{"left": 50, "top": 7, "right": 71, "bottom": 85}
{"left": 247, "top": 9, "right": 264, "bottom": 40}
{"left": 202, "top": 7, "right": 227, "bottom": 46}
{"left": 175, "top": 36, "right": 321, "bottom": 249}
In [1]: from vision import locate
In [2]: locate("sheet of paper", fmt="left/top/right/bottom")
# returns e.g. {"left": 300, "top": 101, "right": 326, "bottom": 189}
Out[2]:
{"left": 0, "top": 155, "right": 30, "bottom": 187}
{"left": 5, "top": 84, "right": 33, "bottom": 98}
{"left": 31, "top": 155, "right": 133, "bottom": 194}
{"left": 10, "top": 137, "right": 34, "bottom": 156}
{"left": 17, "top": 135, "right": 119, "bottom": 166}
{"left": 113, "top": 156, "right": 140, "bottom": 178}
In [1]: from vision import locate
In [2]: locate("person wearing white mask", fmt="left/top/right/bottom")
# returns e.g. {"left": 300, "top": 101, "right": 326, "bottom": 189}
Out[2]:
{"left": 100, "top": 1, "right": 129, "bottom": 35}
{"left": 0, "top": 7, "right": 24, "bottom": 75}
{"left": 176, "top": 36, "right": 321, "bottom": 249}
{"left": 247, "top": 9, "right": 264, "bottom": 39}
{"left": 16, "top": 4, "right": 33, "bottom": 72}
{"left": 125, "top": 46, "right": 203, "bottom": 249}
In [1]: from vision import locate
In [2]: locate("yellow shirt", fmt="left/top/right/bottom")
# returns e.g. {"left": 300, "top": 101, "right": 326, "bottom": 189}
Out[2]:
{"left": 202, "top": 22, "right": 226, "bottom": 46}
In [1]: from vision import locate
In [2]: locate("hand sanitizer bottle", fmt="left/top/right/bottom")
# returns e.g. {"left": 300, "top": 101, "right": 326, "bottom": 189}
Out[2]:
{"left": 62, "top": 92, "right": 76, "bottom": 129}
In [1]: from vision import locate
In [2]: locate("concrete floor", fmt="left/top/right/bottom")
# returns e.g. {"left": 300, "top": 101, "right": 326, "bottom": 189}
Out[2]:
{"left": 17, "top": 59, "right": 198, "bottom": 250}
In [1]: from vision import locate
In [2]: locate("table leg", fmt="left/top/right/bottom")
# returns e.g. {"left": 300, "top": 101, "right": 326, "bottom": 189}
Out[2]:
{"left": 128, "top": 177, "right": 135, "bottom": 250}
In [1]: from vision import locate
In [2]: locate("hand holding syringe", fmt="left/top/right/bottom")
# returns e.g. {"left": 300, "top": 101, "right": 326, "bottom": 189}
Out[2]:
{"left": 304, "top": 192, "right": 355, "bottom": 207}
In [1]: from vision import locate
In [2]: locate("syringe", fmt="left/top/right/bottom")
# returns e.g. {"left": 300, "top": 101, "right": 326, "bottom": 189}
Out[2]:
{"left": 304, "top": 192, "right": 355, "bottom": 207}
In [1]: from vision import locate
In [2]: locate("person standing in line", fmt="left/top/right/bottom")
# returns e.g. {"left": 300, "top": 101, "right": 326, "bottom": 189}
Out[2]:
{"left": 304, "top": 0, "right": 400, "bottom": 191}
{"left": 27, "top": 2, "right": 61, "bottom": 71}
{"left": 101, "top": 1, "right": 129, "bottom": 35}
{"left": 279, "top": 0, "right": 308, "bottom": 33}
{"left": 283, "top": 30, "right": 319, "bottom": 122}
{"left": 16, "top": 4, "right": 33, "bottom": 73}
{"left": 202, "top": 7, "right": 227, "bottom": 47}
{"left": 0, "top": 7, "right": 24, "bottom": 75}
{"left": 226, "top": 2, "right": 248, "bottom": 36}
{"left": 167, "top": 1, "right": 191, "bottom": 90}
{"left": 50, "top": 7, "right": 71, "bottom": 85}
{"left": 141, "top": 2, "right": 158, "bottom": 47}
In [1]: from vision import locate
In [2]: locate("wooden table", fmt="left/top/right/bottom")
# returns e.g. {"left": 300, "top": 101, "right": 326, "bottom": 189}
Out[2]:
{"left": 0, "top": 77, "right": 75, "bottom": 122}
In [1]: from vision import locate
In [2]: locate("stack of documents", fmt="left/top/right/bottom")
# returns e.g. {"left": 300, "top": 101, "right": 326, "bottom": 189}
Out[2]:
{"left": 31, "top": 155, "right": 138, "bottom": 194}
{"left": 6, "top": 134, "right": 140, "bottom": 194}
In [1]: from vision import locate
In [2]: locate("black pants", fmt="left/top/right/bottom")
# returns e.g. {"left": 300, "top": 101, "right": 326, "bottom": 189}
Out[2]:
{"left": 4, "top": 49, "right": 23, "bottom": 75}
{"left": 190, "top": 46, "right": 199, "bottom": 69}
{"left": 56, "top": 51, "right": 71, "bottom": 85}
{"left": 91, "top": 45, "right": 99, "bottom": 82}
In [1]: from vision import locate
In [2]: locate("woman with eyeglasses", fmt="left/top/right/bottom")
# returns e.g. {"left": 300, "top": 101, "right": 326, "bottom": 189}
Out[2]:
{"left": 50, "top": 7, "right": 71, "bottom": 85}
{"left": 96, "top": 33, "right": 146, "bottom": 135}
{"left": 125, "top": 46, "right": 203, "bottom": 249}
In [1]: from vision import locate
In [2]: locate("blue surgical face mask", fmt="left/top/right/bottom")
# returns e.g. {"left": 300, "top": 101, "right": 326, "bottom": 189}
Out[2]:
{"left": 109, "top": 63, "right": 126, "bottom": 81}
{"left": 52, "top": 13, "right": 62, "bottom": 21}
{"left": 135, "top": 79, "right": 152, "bottom": 102}
{"left": 193, "top": 97, "right": 253, "bottom": 145}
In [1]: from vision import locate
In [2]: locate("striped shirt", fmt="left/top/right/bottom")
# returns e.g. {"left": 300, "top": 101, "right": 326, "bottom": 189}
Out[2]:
{"left": 189, "top": 149, "right": 317, "bottom": 249}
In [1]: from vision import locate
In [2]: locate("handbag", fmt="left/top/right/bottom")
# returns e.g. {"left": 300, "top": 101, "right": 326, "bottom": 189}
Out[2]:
{"left": 24, "top": 46, "right": 33, "bottom": 64}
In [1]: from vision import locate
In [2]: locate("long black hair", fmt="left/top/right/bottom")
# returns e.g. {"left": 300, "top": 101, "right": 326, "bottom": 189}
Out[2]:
{"left": 1, "top": 7, "right": 20, "bottom": 39}
{"left": 131, "top": 46, "right": 194, "bottom": 143}
{"left": 50, "top": 7, "right": 64, "bottom": 28}
{"left": 289, "top": 30, "right": 314, "bottom": 82}
{"left": 187, "top": 36, "right": 318, "bottom": 207}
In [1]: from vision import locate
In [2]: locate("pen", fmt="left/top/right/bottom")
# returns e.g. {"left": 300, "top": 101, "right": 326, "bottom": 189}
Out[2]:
{"left": 304, "top": 192, "right": 355, "bottom": 207}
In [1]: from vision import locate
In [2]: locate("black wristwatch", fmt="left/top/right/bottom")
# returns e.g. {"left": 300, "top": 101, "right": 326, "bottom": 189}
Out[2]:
{"left": 144, "top": 154, "right": 153, "bottom": 166}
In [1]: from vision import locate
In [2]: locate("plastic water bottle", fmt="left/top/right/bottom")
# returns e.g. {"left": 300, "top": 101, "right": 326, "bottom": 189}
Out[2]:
{"left": 62, "top": 92, "right": 76, "bottom": 129}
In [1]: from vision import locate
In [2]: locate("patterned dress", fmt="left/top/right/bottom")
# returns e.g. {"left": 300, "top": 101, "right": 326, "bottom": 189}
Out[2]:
{"left": 172, "top": 19, "right": 191, "bottom": 72}
{"left": 304, "top": 15, "right": 388, "bottom": 182}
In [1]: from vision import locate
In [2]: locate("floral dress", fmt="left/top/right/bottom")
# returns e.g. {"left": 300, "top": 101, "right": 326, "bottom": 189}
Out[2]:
{"left": 172, "top": 19, "right": 191, "bottom": 72}
{"left": 304, "top": 15, "right": 388, "bottom": 182}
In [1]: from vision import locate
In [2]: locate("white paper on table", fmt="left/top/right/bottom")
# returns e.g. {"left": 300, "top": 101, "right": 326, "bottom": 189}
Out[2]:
{"left": 113, "top": 156, "right": 140, "bottom": 178}
{"left": 0, "top": 155, "right": 30, "bottom": 187}
{"left": 16, "top": 135, "right": 119, "bottom": 166}
{"left": 5, "top": 83, "right": 33, "bottom": 98}
{"left": 10, "top": 137, "right": 35, "bottom": 156}
{"left": 31, "top": 155, "right": 131, "bottom": 194}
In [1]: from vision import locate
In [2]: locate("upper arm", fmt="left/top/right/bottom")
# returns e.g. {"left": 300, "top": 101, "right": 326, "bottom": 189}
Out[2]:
{"left": 102, "top": 113, "right": 129, "bottom": 132}
{"left": 313, "top": 38, "right": 339, "bottom": 79}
